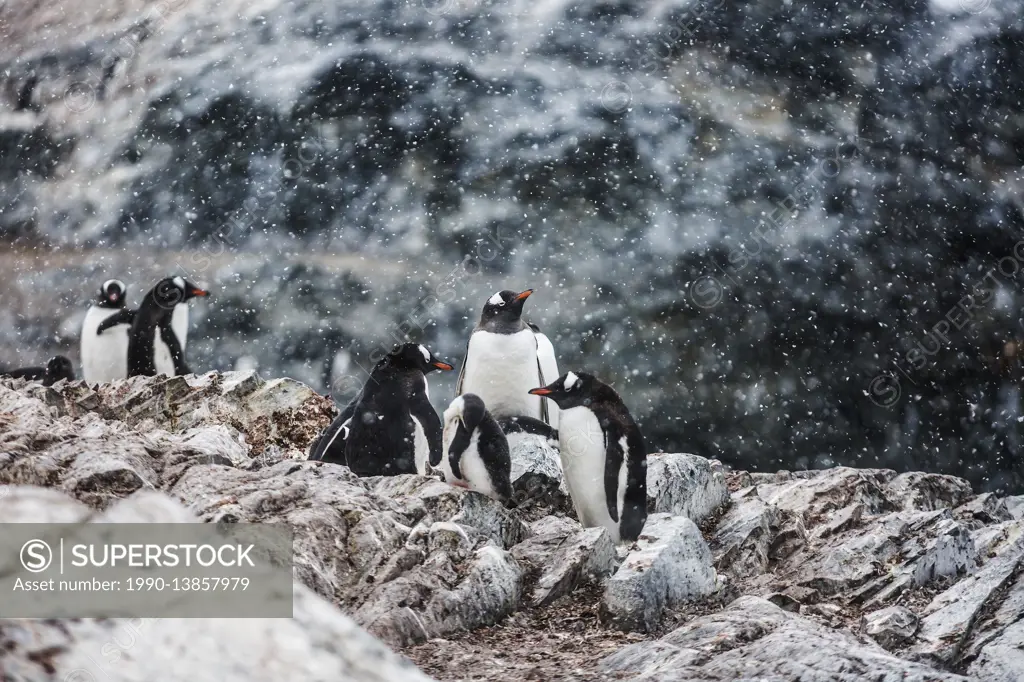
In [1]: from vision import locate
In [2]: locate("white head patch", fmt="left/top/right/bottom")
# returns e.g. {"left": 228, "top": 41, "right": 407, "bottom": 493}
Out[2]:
{"left": 418, "top": 345, "right": 431, "bottom": 363}
{"left": 488, "top": 292, "right": 504, "bottom": 306}
{"left": 564, "top": 371, "right": 579, "bottom": 390}
{"left": 444, "top": 396, "right": 466, "bottom": 423}
{"left": 173, "top": 276, "right": 185, "bottom": 290}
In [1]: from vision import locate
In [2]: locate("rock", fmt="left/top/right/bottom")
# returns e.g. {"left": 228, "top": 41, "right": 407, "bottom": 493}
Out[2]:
{"left": 600, "top": 596, "right": 969, "bottom": 681}
{"left": 602, "top": 513, "right": 718, "bottom": 632}
{"left": 711, "top": 493, "right": 780, "bottom": 578}
{"left": 955, "top": 492, "right": 1012, "bottom": 527}
{"left": 862, "top": 606, "right": 919, "bottom": 649}
{"left": 911, "top": 536, "right": 1024, "bottom": 663}
{"left": 887, "top": 472, "right": 974, "bottom": 512}
{"left": 645, "top": 452, "right": 728, "bottom": 523}
{"left": 507, "top": 432, "right": 572, "bottom": 517}
{"left": 0, "top": 486, "right": 435, "bottom": 682}
{"left": 172, "top": 462, "right": 527, "bottom": 647}
{"left": 1004, "top": 495, "right": 1024, "bottom": 520}
{"left": 512, "top": 516, "right": 618, "bottom": 606}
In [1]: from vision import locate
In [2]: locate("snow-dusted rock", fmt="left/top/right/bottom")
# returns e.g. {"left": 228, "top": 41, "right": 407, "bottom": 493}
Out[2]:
{"left": 645, "top": 452, "right": 728, "bottom": 523}
{"left": 0, "top": 486, "right": 434, "bottom": 682}
{"left": 601, "top": 596, "right": 970, "bottom": 681}
{"left": 862, "top": 606, "right": 919, "bottom": 649}
{"left": 507, "top": 432, "right": 572, "bottom": 515}
{"left": 602, "top": 513, "right": 718, "bottom": 632}
{"left": 512, "top": 516, "right": 617, "bottom": 606}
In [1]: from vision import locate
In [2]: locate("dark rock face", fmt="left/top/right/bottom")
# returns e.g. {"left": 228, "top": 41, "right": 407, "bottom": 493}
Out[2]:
{"left": 3, "top": 0, "right": 1024, "bottom": 491}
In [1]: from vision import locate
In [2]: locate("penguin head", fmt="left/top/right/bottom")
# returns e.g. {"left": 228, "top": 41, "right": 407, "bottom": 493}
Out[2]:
{"left": 529, "top": 371, "right": 601, "bottom": 409}
{"left": 152, "top": 276, "right": 209, "bottom": 310}
{"left": 45, "top": 356, "right": 74, "bottom": 383}
{"left": 444, "top": 393, "right": 487, "bottom": 432}
{"left": 385, "top": 343, "right": 454, "bottom": 374}
{"left": 98, "top": 279, "right": 127, "bottom": 308}
{"left": 480, "top": 289, "right": 533, "bottom": 326}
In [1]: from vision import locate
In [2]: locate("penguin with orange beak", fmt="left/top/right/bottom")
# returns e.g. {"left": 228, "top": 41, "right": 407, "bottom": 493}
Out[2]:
{"left": 310, "top": 343, "right": 454, "bottom": 476}
{"left": 529, "top": 371, "right": 648, "bottom": 543}
{"left": 114, "top": 276, "right": 209, "bottom": 377}
{"left": 455, "top": 289, "right": 561, "bottom": 427}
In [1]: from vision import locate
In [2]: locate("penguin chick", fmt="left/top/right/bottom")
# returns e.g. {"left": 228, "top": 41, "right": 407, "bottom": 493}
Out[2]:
{"left": 530, "top": 371, "right": 647, "bottom": 543}
{"left": 442, "top": 394, "right": 513, "bottom": 502}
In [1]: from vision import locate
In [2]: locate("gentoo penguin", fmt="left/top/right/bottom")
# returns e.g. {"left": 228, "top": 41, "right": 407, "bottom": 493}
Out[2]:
{"left": 2, "top": 355, "right": 75, "bottom": 386}
{"left": 441, "top": 394, "right": 513, "bottom": 502}
{"left": 530, "top": 371, "right": 648, "bottom": 543}
{"left": 309, "top": 343, "right": 453, "bottom": 476}
{"left": 153, "top": 277, "right": 196, "bottom": 377}
{"left": 455, "top": 289, "right": 560, "bottom": 425}
{"left": 80, "top": 279, "right": 131, "bottom": 383}
{"left": 112, "top": 277, "right": 208, "bottom": 377}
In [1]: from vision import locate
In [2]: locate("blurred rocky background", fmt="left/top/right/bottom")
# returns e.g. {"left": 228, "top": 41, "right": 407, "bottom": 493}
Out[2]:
{"left": 2, "top": 0, "right": 1024, "bottom": 491}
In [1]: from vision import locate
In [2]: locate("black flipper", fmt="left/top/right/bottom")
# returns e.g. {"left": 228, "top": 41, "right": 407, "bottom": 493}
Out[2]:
{"left": 603, "top": 421, "right": 624, "bottom": 523}
{"left": 496, "top": 415, "right": 558, "bottom": 441}
{"left": 158, "top": 322, "right": 191, "bottom": 375}
{"left": 619, "top": 425, "right": 649, "bottom": 543}
{"left": 3, "top": 366, "right": 45, "bottom": 380}
{"left": 410, "top": 388, "right": 443, "bottom": 467}
{"left": 447, "top": 421, "right": 473, "bottom": 480}
{"left": 96, "top": 309, "right": 135, "bottom": 334}
{"left": 309, "top": 415, "right": 351, "bottom": 464}
{"left": 454, "top": 338, "right": 471, "bottom": 396}
{"left": 309, "top": 392, "right": 360, "bottom": 462}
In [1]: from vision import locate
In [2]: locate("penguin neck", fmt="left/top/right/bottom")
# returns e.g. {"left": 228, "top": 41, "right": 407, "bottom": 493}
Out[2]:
{"left": 476, "top": 316, "right": 528, "bottom": 335}
{"left": 95, "top": 300, "right": 124, "bottom": 310}
{"left": 136, "top": 294, "right": 175, "bottom": 326}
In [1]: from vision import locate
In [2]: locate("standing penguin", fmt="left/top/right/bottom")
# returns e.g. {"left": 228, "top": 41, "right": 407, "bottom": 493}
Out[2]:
{"left": 455, "top": 289, "right": 560, "bottom": 425}
{"left": 441, "top": 394, "right": 513, "bottom": 502}
{"left": 154, "top": 277, "right": 197, "bottom": 377}
{"left": 530, "top": 372, "right": 647, "bottom": 543}
{"left": 1, "top": 356, "right": 75, "bottom": 386}
{"left": 113, "top": 277, "right": 208, "bottom": 377}
{"left": 80, "top": 279, "right": 131, "bottom": 383}
{"left": 310, "top": 343, "right": 453, "bottom": 476}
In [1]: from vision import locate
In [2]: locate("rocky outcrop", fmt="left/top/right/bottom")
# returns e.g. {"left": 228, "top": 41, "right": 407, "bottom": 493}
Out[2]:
{"left": 602, "top": 514, "right": 718, "bottom": 632}
{"left": 0, "top": 487, "right": 434, "bottom": 682}
{"left": 12, "top": 373, "right": 1024, "bottom": 680}
{"left": 600, "top": 596, "right": 971, "bottom": 682}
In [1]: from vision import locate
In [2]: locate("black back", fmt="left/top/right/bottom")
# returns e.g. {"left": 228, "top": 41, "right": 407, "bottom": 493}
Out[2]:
{"left": 127, "top": 277, "right": 206, "bottom": 377}
{"left": 531, "top": 372, "right": 648, "bottom": 542}
{"left": 310, "top": 343, "right": 452, "bottom": 476}
{"left": 448, "top": 394, "right": 513, "bottom": 501}
{"left": 308, "top": 391, "right": 359, "bottom": 463}
{"left": 2, "top": 355, "right": 74, "bottom": 386}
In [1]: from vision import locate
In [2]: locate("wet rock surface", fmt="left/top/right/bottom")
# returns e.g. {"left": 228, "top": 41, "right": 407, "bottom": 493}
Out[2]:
{"left": 8, "top": 374, "right": 1024, "bottom": 679}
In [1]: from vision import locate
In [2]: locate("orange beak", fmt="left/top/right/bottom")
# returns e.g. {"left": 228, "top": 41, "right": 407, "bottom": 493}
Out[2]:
{"left": 433, "top": 361, "right": 454, "bottom": 371}
{"left": 515, "top": 289, "right": 534, "bottom": 301}
{"left": 190, "top": 287, "right": 209, "bottom": 297}
{"left": 529, "top": 387, "right": 552, "bottom": 395}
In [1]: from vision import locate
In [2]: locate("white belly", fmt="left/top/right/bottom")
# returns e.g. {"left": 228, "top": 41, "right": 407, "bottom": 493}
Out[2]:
{"left": 440, "top": 430, "right": 498, "bottom": 499}
{"left": 559, "top": 406, "right": 621, "bottom": 542}
{"left": 412, "top": 415, "right": 429, "bottom": 475}
{"left": 461, "top": 329, "right": 541, "bottom": 419}
{"left": 80, "top": 306, "right": 129, "bottom": 383}
{"left": 154, "top": 304, "right": 189, "bottom": 376}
